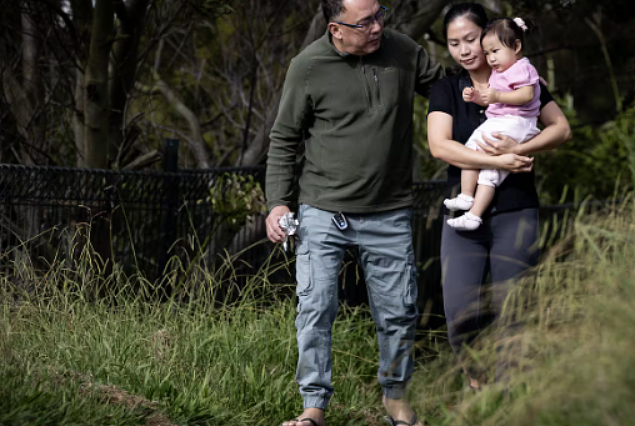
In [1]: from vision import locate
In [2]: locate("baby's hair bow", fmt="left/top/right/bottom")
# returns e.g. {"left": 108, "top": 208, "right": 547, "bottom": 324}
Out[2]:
{"left": 513, "top": 17, "right": 528, "bottom": 32}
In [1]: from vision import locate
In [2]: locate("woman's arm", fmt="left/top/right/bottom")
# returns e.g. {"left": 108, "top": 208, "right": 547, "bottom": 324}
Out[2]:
{"left": 478, "top": 100, "right": 572, "bottom": 155}
{"left": 515, "top": 100, "right": 572, "bottom": 154}
{"left": 427, "top": 111, "right": 534, "bottom": 172}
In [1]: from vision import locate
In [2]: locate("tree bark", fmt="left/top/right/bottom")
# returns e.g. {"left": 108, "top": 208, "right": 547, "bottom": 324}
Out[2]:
{"left": 74, "top": 68, "right": 86, "bottom": 167}
{"left": 69, "top": 0, "right": 93, "bottom": 167}
{"left": 83, "top": 0, "right": 115, "bottom": 274}
{"left": 20, "top": 5, "right": 45, "bottom": 165}
{"left": 110, "top": 0, "right": 149, "bottom": 166}
{"left": 84, "top": 0, "right": 114, "bottom": 169}
{"left": 2, "top": 2, "right": 46, "bottom": 166}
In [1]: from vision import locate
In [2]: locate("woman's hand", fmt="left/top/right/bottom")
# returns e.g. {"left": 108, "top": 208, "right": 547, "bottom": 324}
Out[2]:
{"left": 478, "top": 132, "right": 519, "bottom": 155}
{"left": 495, "top": 153, "right": 533, "bottom": 173}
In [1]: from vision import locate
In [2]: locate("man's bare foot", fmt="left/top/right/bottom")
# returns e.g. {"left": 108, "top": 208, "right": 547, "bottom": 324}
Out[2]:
{"left": 281, "top": 408, "right": 325, "bottom": 426}
{"left": 382, "top": 395, "right": 422, "bottom": 426}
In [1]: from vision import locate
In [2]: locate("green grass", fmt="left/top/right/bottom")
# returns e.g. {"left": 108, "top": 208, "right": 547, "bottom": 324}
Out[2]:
{"left": 3, "top": 199, "right": 635, "bottom": 425}
{"left": 409, "top": 197, "right": 635, "bottom": 425}
{"left": 1, "top": 249, "right": 383, "bottom": 425}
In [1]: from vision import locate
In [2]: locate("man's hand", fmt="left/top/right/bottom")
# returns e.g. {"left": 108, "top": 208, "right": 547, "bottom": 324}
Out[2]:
{"left": 462, "top": 86, "right": 476, "bottom": 103}
{"left": 266, "top": 205, "right": 291, "bottom": 243}
{"left": 478, "top": 132, "right": 519, "bottom": 155}
{"left": 495, "top": 153, "right": 533, "bottom": 173}
{"left": 480, "top": 88, "right": 500, "bottom": 105}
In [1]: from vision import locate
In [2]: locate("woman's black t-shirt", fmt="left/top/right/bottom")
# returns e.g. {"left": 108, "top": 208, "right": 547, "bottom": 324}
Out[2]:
{"left": 427, "top": 70, "right": 554, "bottom": 215}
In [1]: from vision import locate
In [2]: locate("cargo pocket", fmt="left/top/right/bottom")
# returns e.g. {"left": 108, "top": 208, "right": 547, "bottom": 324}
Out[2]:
{"left": 295, "top": 251, "right": 312, "bottom": 297}
{"left": 403, "top": 254, "right": 418, "bottom": 307}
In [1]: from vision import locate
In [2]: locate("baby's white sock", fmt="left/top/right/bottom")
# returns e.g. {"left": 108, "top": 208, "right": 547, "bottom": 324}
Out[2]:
{"left": 444, "top": 194, "right": 475, "bottom": 211}
{"left": 447, "top": 212, "right": 483, "bottom": 231}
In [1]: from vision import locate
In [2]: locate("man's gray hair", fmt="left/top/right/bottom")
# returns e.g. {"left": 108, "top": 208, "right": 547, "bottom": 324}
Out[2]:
{"left": 322, "top": 0, "right": 346, "bottom": 23}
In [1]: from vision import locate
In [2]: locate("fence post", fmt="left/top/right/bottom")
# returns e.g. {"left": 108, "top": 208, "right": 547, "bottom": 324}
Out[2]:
{"left": 158, "top": 138, "right": 179, "bottom": 290}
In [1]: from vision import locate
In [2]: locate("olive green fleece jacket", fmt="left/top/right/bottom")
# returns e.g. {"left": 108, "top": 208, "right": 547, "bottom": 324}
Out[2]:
{"left": 266, "top": 29, "right": 443, "bottom": 213}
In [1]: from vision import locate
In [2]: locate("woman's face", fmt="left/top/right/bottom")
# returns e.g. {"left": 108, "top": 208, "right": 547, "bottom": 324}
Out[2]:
{"left": 446, "top": 17, "right": 487, "bottom": 71}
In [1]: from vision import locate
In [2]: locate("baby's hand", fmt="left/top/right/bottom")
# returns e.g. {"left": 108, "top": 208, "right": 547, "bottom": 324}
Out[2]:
{"left": 481, "top": 88, "right": 500, "bottom": 105}
{"left": 462, "top": 86, "right": 476, "bottom": 103}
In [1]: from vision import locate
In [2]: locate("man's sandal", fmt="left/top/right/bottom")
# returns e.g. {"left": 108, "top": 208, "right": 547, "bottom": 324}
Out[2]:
{"left": 291, "top": 418, "right": 319, "bottom": 426}
{"left": 383, "top": 413, "right": 418, "bottom": 426}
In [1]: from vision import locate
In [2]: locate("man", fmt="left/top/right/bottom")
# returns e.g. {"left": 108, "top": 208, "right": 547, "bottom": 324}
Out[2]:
{"left": 265, "top": 1, "right": 443, "bottom": 425}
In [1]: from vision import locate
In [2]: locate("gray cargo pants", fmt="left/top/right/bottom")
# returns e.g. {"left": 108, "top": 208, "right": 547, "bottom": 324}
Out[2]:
{"left": 294, "top": 204, "right": 419, "bottom": 410}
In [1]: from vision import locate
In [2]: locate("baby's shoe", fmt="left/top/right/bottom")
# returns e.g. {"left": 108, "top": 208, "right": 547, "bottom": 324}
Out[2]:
{"left": 447, "top": 212, "right": 482, "bottom": 231}
{"left": 444, "top": 194, "right": 475, "bottom": 211}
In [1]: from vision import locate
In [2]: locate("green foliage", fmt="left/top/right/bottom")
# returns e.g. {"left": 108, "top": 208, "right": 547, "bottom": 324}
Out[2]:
{"left": 208, "top": 173, "right": 267, "bottom": 227}
{"left": 535, "top": 100, "right": 635, "bottom": 204}
{"left": 203, "top": 0, "right": 235, "bottom": 14}
{"left": 413, "top": 96, "right": 446, "bottom": 181}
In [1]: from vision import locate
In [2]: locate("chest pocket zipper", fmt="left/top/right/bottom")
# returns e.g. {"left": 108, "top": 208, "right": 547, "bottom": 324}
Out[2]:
{"left": 359, "top": 58, "right": 372, "bottom": 110}
{"left": 372, "top": 68, "right": 381, "bottom": 107}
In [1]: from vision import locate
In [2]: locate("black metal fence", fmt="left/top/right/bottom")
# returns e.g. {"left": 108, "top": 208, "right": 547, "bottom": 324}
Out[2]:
{"left": 0, "top": 163, "right": 270, "bottom": 280}
{"left": 0, "top": 161, "right": 579, "bottom": 319}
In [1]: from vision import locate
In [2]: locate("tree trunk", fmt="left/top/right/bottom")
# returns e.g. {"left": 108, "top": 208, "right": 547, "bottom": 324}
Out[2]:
{"left": 74, "top": 68, "right": 86, "bottom": 167}
{"left": 83, "top": 0, "right": 115, "bottom": 274}
{"left": 20, "top": 4, "right": 45, "bottom": 165}
{"left": 110, "top": 0, "right": 149, "bottom": 166}
{"left": 70, "top": 0, "right": 93, "bottom": 167}
{"left": 2, "top": 2, "right": 46, "bottom": 166}
{"left": 84, "top": 0, "right": 114, "bottom": 169}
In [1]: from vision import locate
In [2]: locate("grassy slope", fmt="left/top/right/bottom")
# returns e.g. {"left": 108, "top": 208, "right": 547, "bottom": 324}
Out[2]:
{"left": 3, "top": 201, "right": 635, "bottom": 425}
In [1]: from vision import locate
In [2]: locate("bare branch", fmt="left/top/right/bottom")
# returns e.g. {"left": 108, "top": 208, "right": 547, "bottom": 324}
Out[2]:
{"left": 122, "top": 149, "right": 161, "bottom": 170}
{"left": 137, "top": 72, "right": 211, "bottom": 169}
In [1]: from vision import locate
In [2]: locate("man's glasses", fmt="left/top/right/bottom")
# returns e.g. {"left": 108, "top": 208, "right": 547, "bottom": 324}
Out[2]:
{"left": 335, "top": 6, "right": 388, "bottom": 30}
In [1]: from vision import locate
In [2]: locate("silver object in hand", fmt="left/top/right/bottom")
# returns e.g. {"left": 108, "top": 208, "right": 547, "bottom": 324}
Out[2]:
{"left": 279, "top": 212, "right": 300, "bottom": 252}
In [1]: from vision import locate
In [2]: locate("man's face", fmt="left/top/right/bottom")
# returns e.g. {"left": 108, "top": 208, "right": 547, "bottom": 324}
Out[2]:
{"left": 330, "top": 0, "right": 384, "bottom": 56}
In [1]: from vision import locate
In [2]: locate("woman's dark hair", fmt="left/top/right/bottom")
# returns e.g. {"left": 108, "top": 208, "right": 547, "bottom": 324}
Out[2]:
{"left": 443, "top": 3, "right": 488, "bottom": 39}
{"left": 322, "top": 0, "right": 346, "bottom": 23}
{"left": 481, "top": 18, "right": 526, "bottom": 49}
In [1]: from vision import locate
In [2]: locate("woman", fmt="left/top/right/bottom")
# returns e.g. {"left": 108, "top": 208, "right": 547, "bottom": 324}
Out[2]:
{"left": 427, "top": 3, "right": 571, "bottom": 389}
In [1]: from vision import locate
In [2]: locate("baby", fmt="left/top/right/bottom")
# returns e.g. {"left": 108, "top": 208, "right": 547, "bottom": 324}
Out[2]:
{"left": 445, "top": 17, "right": 541, "bottom": 231}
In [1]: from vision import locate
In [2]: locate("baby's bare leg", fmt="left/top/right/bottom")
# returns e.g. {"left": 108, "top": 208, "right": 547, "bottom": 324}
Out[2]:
{"left": 461, "top": 169, "right": 479, "bottom": 197}
{"left": 470, "top": 184, "right": 495, "bottom": 218}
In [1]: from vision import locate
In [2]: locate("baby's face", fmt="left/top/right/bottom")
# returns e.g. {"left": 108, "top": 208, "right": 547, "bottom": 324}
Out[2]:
{"left": 482, "top": 33, "right": 519, "bottom": 73}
